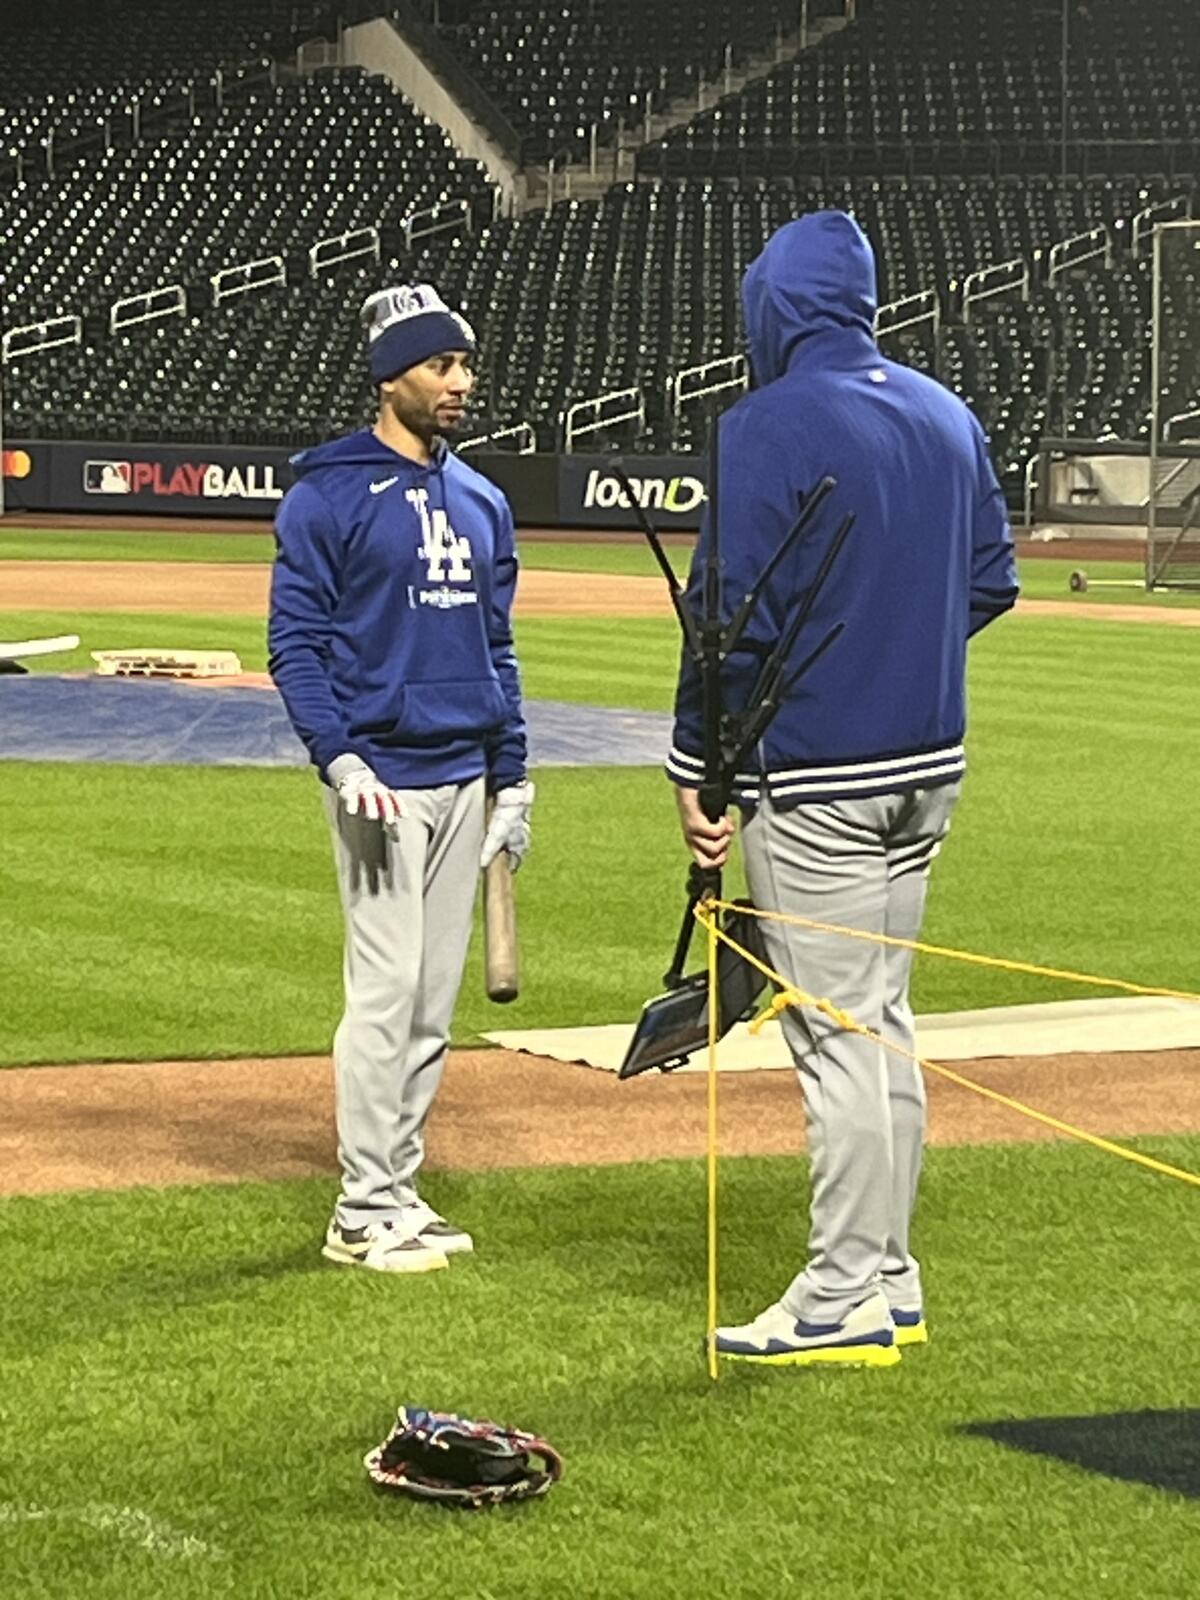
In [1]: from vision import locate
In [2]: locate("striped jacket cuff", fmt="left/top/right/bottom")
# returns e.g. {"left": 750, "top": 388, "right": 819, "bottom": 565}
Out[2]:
{"left": 765, "top": 744, "right": 965, "bottom": 802}
{"left": 665, "top": 745, "right": 705, "bottom": 785}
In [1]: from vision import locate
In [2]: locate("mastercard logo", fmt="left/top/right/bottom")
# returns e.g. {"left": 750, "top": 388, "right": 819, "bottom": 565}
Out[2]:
{"left": 2, "top": 449, "right": 32, "bottom": 479}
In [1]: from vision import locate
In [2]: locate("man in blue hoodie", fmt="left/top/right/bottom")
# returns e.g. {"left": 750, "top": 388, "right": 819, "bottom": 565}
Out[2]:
{"left": 669, "top": 213, "right": 1018, "bottom": 1365}
{"left": 269, "top": 284, "right": 532, "bottom": 1274}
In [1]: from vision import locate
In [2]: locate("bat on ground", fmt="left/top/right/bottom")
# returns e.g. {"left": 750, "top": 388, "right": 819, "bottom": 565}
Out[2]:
{"left": 483, "top": 826, "right": 520, "bottom": 1002}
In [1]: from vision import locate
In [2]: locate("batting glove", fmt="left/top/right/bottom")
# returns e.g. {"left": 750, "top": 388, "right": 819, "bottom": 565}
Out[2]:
{"left": 328, "top": 754, "right": 404, "bottom": 826}
{"left": 481, "top": 779, "right": 535, "bottom": 872}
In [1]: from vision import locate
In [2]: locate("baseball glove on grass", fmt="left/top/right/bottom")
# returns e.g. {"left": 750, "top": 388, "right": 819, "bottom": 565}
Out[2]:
{"left": 364, "top": 1407, "right": 564, "bottom": 1510}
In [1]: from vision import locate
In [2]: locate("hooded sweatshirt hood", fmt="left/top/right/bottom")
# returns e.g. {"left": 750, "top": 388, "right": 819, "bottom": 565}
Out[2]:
{"left": 742, "top": 210, "right": 878, "bottom": 386}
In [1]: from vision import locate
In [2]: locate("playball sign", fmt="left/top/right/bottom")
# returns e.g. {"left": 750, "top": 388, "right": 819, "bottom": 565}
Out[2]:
{"left": 2, "top": 440, "right": 298, "bottom": 517}
{"left": 82, "top": 453, "right": 286, "bottom": 503}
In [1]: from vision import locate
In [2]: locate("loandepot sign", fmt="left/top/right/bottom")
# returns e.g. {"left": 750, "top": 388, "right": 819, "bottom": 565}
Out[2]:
{"left": 582, "top": 466, "right": 707, "bottom": 515}
{"left": 558, "top": 454, "right": 709, "bottom": 527}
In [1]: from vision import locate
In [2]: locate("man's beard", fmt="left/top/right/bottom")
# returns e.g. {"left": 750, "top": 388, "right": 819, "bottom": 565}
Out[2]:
{"left": 393, "top": 396, "right": 462, "bottom": 442}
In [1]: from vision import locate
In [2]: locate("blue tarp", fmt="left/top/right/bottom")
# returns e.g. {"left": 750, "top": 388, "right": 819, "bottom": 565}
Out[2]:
{"left": 0, "top": 677, "right": 672, "bottom": 770}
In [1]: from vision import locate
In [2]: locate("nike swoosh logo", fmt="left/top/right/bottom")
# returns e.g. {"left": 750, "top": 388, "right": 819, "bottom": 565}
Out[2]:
{"left": 369, "top": 476, "right": 400, "bottom": 495}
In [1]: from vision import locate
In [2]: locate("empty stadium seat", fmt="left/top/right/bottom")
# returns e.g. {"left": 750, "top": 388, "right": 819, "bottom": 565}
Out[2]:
{"left": 416, "top": 0, "right": 845, "bottom": 163}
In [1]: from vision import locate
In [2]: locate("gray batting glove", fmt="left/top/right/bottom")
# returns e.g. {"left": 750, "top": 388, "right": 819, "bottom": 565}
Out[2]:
{"left": 328, "top": 754, "right": 404, "bottom": 827}
{"left": 481, "top": 779, "right": 535, "bottom": 872}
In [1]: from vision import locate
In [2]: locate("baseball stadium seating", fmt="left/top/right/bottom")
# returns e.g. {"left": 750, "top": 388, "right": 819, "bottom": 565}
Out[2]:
{"left": 0, "top": 2, "right": 340, "bottom": 174}
{"left": 395, "top": 0, "right": 847, "bottom": 164}
{"left": 4, "top": 170, "right": 1176, "bottom": 498}
{"left": 642, "top": 0, "right": 1200, "bottom": 177}
{"left": 2, "top": 0, "right": 1198, "bottom": 508}
{"left": 0, "top": 71, "right": 491, "bottom": 329}
{"left": 0, "top": 1, "right": 331, "bottom": 100}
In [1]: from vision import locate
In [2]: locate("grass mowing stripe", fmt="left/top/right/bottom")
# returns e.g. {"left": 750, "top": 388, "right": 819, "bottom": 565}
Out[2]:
{"left": 0, "top": 609, "right": 682, "bottom": 706}
{"left": 0, "top": 529, "right": 685, "bottom": 578}
{"left": 516, "top": 615, "right": 680, "bottom": 709}
{"left": 518, "top": 537, "right": 692, "bottom": 578}
{"left": 1, "top": 1143, "right": 1197, "bottom": 1598}
{"left": 0, "top": 612, "right": 269, "bottom": 673}
{"left": 0, "top": 529, "right": 275, "bottom": 563}
{"left": 1017, "top": 556, "right": 1200, "bottom": 608}
{"left": 0, "top": 764, "right": 705, "bottom": 1064}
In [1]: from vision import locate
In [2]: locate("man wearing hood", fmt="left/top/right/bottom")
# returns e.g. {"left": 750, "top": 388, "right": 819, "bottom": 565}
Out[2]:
{"left": 269, "top": 284, "right": 532, "bottom": 1273}
{"left": 669, "top": 212, "right": 1018, "bottom": 1365}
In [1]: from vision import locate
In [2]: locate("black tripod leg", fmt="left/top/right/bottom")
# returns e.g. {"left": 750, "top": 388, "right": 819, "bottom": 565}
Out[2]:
{"left": 663, "top": 863, "right": 723, "bottom": 988}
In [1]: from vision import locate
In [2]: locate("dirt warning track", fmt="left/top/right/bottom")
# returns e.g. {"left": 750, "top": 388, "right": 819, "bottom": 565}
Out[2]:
{"left": 0, "top": 561, "right": 671, "bottom": 619}
{"left": 4, "top": 559, "right": 1200, "bottom": 625}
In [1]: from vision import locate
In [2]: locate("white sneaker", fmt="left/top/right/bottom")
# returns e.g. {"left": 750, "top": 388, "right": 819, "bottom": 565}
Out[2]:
{"left": 714, "top": 1289, "right": 900, "bottom": 1367}
{"left": 322, "top": 1217, "right": 448, "bottom": 1274}
{"left": 401, "top": 1198, "right": 474, "bottom": 1256}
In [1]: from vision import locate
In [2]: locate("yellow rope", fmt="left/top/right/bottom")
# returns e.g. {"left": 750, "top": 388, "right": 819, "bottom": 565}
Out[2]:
{"left": 701, "top": 909, "right": 1200, "bottom": 1192}
{"left": 709, "top": 900, "right": 1200, "bottom": 1006}
{"left": 701, "top": 904, "right": 721, "bottom": 1382}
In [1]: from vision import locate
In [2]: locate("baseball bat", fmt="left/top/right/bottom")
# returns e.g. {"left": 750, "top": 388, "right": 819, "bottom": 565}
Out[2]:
{"left": 483, "top": 844, "right": 520, "bottom": 1003}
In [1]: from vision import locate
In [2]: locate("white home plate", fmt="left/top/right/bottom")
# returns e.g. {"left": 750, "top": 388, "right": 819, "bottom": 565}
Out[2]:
{"left": 486, "top": 996, "right": 1200, "bottom": 1073}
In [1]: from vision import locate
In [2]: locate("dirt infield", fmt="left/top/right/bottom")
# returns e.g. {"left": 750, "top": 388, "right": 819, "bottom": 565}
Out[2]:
{"left": 4, "top": 558, "right": 1200, "bottom": 626}
{"left": 1016, "top": 599, "right": 1200, "bottom": 626}
{"left": 2, "top": 1045, "right": 1197, "bottom": 1198}
{"left": 0, "top": 560, "right": 670, "bottom": 619}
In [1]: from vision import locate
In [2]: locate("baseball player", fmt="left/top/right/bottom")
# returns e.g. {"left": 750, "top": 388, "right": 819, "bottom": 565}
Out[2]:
{"left": 669, "top": 212, "right": 1019, "bottom": 1364}
{"left": 268, "top": 284, "right": 533, "bottom": 1274}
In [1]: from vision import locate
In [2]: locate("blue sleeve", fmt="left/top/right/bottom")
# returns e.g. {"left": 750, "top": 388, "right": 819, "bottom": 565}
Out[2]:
{"left": 267, "top": 480, "right": 358, "bottom": 778}
{"left": 667, "top": 410, "right": 797, "bottom": 787}
{"left": 968, "top": 420, "right": 1020, "bottom": 637}
{"left": 484, "top": 497, "right": 527, "bottom": 791}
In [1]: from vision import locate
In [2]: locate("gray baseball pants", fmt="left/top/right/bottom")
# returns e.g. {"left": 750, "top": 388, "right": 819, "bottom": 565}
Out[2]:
{"left": 740, "top": 782, "right": 961, "bottom": 1324}
{"left": 323, "top": 777, "right": 486, "bottom": 1227}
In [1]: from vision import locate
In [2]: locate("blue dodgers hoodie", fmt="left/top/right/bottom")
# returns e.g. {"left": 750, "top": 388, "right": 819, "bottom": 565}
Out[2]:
{"left": 668, "top": 211, "right": 1019, "bottom": 807}
{"left": 268, "top": 429, "right": 526, "bottom": 790}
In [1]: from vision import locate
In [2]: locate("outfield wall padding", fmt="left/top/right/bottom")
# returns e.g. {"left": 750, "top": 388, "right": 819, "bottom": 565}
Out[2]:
{"left": 1, "top": 441, "right": 706, "bottom": 528}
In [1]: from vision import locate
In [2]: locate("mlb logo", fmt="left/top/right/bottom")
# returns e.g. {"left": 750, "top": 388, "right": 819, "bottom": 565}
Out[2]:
{"left": 84, "top": 459, "right": 132, "bottom": 495}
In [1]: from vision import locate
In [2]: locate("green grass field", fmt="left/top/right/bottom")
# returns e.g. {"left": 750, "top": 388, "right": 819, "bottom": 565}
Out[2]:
{"left": 1015, "top": 556, "right": 1200, "bottom": 607}
{"left": 1, "top": 1145, "right": 1197, "bottom": 1599}
{"left": 0, "top": 527, "right": 276, "bottom": 563}
{"left": 1, "top": 613, "right": 1198, "bottom": 1064}
{"left": 2, "top": 531, "right": 1198, "bottom": 1599}
{"left": 0, "top": 525, "right": 686, "bottom": 578}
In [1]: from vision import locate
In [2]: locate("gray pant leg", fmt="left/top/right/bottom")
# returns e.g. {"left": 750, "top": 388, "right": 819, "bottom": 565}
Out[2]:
{"left": 391, "top": 778, "right": 486, "bottom": 1206}
{"left": 324, "top": 779, "right": 485, "bottom": 1227}
{"left": 741, "top": 784, "right": 960, "bottom": 1322}
{"left": 742, "top": 797, "right": 891, "bottom": 1323}
{"left": 879, "top": 784, "right": 960, "bottom": 1311}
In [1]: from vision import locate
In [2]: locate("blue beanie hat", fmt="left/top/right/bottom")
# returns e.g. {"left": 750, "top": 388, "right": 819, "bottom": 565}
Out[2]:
{"left": 362, "top": 284, "right": 477, "bottom": 383}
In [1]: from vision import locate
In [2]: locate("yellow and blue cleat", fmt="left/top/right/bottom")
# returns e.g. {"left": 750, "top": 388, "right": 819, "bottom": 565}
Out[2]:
{"left": 713, "top": 1291, "right": 900, "bottom": 1368}
{"left": 890, "top": 1306, "right": 928, "bottom": 1348}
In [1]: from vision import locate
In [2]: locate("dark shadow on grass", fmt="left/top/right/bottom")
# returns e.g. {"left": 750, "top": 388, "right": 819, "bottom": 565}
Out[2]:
{"left": 963, "top": 1410, "right": 1200, "bottom": 1500}
{"left": 2, "top": 1241, "right": 330, "bottom": 1361}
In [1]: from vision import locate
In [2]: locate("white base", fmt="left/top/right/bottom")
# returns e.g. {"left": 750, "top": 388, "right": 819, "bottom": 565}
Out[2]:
{"left": 485, "top": 996, "right": 1200, "bottom": 1074}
